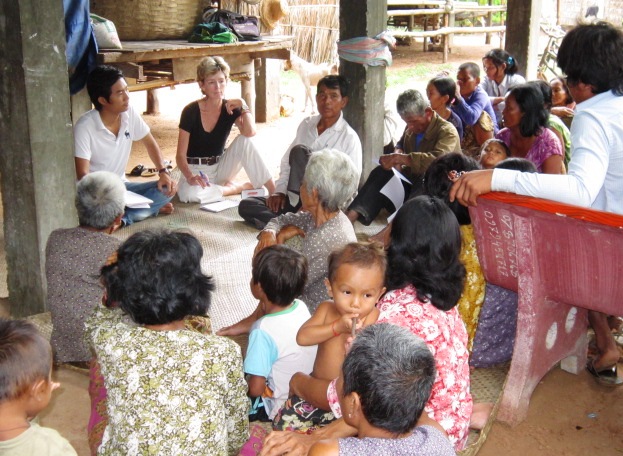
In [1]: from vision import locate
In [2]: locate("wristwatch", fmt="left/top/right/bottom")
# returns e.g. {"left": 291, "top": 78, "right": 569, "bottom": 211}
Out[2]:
{"left": 158, "top": 167, "right": 170, "bottom": 175}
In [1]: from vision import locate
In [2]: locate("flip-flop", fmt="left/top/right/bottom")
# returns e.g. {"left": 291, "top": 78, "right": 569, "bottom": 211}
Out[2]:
{"left": 127, "top": 164, "right": 144, "bottom": 177}
{"left": 586, "top": 359, "right": 623, "bottom": 387}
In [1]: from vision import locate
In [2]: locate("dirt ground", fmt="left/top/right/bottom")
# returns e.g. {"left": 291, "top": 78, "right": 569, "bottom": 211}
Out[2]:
{"left": 2, "top": 34, "right": 621, "bottom": 455}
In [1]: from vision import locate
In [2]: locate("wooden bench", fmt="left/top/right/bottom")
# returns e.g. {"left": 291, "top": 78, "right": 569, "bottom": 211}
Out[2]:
{"left": 469, "top": 192, "right": 623, "bottom": 425}
{"left": 387, "top": 1, "right": 507, "bottom": 62}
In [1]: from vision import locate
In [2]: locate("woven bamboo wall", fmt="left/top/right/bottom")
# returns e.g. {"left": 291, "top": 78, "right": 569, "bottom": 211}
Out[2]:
{"left": 558, "top": 0, "right": 623, "bottom": 26}
{"left": 222, "top": 0, "right": 339, "bottom": 64}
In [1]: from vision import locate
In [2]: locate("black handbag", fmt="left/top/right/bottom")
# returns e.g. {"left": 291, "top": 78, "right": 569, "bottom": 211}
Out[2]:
{"left": 205, "top": 9, "right": 260, "bottom": 42}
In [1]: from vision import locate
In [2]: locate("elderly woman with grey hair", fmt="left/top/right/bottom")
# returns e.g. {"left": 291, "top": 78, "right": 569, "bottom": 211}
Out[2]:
{"left": 346, "top": 89, "right": 460, "bottom": 226}
{"left": 46, "top": 171, "right": 125, "bottom": 364}
{"left": 308, "top": 324, "right": 455, "bottom": 455}
{"left": 218, "top": 149, "right": 358, "bottom": 336}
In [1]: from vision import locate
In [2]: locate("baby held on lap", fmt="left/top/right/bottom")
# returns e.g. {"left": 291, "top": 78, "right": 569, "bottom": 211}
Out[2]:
{"left": 274, "top": 242, "right": 387, "bottom": 431}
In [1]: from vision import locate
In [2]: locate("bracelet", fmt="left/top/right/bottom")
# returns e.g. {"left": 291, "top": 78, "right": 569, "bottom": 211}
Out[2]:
{"left": 331, "top": 320, "right": 339, "bottom": 337}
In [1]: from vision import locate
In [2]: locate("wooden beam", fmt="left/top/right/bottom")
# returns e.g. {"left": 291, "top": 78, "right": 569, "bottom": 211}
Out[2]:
{"left": 390, "top": 25, "right": 506, "bottom": 38}
{"left": 98, "top": 39, "right": 293, "bottom": 65}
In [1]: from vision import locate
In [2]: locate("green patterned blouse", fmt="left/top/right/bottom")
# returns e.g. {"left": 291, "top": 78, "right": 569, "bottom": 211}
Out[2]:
{"left": 86, "top": 306, "right": 249, "bottom": 455}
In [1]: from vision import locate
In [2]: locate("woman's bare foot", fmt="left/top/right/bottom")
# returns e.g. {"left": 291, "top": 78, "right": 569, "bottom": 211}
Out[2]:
{"left": 369, "top": 223, "right": 392, "bottom": 249}
{"left": 470, "top": 402, "right": 494, "bottom": 430}
{"left": 221, "top": 181, "right": 254, "bottom": 196}
{"left": 346, "top": 209, "right": 360, "bottom": 224}
{"left": 159, "top": 203, "right": 174, "bottom": 215}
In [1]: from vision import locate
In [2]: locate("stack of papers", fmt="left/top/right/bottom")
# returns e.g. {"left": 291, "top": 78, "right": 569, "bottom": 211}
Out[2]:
{"left": 200, "top": 199, "right": 240, "bottom": 213}
{"left": 125, "top": 191, "right": 153, "bottom": 209}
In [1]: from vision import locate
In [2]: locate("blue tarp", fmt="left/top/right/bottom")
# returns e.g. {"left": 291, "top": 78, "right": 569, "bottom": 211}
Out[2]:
{"left": 64, "top": 0, "right": 97, "bottom": 94}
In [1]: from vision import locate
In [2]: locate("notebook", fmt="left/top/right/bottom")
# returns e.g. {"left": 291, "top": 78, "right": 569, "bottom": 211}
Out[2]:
{"left": 199, "top": 199, "right": 240, "bottom": 212}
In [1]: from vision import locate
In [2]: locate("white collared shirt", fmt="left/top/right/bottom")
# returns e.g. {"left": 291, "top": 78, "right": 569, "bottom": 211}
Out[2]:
{"left": 274, "top": 112, "right": 362, "bottom": 194}
{"left": 492, "top": 90, "right": 623, "bottom": 215}
{"left": 74, "top": 106, "right": 150, "bottom": 181}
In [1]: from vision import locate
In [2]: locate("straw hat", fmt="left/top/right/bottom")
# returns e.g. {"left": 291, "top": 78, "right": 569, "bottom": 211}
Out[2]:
{"left": 261, "top": 0, "right": 288, "bottom": 30}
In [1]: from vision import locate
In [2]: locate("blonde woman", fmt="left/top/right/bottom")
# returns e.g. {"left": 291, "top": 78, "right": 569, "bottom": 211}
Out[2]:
{"left": 176, "top": 56, "right": 276, "bottom": 203}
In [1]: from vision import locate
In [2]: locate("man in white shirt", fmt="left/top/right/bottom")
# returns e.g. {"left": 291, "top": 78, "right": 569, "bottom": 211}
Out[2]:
{"left": 74, "top": 65, "right": 176, "bottom": 227}
{"left": 450, "top": 22, "right": 623, "bottom": 386}
{"left": 238, "top": 75, "right": 362, "bottom": 229}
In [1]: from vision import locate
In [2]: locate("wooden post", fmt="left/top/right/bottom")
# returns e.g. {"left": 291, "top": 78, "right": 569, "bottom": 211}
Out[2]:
{"left": 340, "top": 0, "right": 387, "bottom": 183}
{"left": 485, "top": 0, "right": 493, "bottom": 44}
{"left": 145, "top": 89, "right": 161, "bottom": 115}
{"left": 240, "top": 71, "right": 255, "bottom": 118}
{"left": 443, "top": 12, "right": 449, "bottom": 63}
{"left": 255, "top": 58, "right": 281, "bottom": 123}
{"left": 1, "top": 0, "right": 77, "bottom": 316}
{"left": 506, "top": 0, "right": 542, "bottom": 80}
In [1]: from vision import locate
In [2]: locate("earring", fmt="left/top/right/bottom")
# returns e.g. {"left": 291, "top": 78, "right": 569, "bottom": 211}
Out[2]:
{"left": 348, "top": 413, "right": 352, "bottom": 418}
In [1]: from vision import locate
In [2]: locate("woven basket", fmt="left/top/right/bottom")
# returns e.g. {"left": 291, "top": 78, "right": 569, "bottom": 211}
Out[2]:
{"left": 90, "top": 0, "right": 204, "bottom": 40}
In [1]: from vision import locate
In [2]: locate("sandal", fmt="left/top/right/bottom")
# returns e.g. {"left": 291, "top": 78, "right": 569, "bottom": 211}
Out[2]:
{"left": 141, "top": 168, "right": 157, "bottom": 177}
{"left": 127, "top": 164, "right": 144, "bottom": 177}
{"left": 586, "top": 359, "right": 623, "bottom": 387}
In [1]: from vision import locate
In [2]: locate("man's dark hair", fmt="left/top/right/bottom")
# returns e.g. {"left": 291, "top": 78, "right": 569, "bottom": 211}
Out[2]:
{"left": 557, "top": 22, "right": 623, "bottom": 95}
{"left": 458, "top": 61, "right": 481, "bottom": 79}
{"left": 317, "top": 74, "right": 349, "bottom": 97}
{"left": 86, "top": 65, "right": 125, "bottom": 110}
{"left": 252, "top": 245, "right": 308, "bottom": 306}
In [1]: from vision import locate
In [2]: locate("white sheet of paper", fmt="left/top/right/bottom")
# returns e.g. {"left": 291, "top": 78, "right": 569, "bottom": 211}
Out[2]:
{"left": 380, "top": 171, "right": 406, "bottom": 212}
{"left": 125, "top": 190, "right": 153, "bottom": 209}
{"left": 200, "top": 199, "right": 239, "bottom": 213}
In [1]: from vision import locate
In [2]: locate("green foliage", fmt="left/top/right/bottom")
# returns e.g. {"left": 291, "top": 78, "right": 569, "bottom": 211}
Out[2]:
{"left": 386, "top": 63, "right": 455, "bottom": 87}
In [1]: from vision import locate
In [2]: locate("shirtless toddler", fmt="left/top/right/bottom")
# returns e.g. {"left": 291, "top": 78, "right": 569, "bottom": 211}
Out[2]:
{"left": 272, "top": 242, "right": 386, "bottom": 431}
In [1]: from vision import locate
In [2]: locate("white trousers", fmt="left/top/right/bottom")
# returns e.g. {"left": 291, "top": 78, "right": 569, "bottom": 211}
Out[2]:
{"left": 177, "top": 135, "right": 272, "bottom": 204}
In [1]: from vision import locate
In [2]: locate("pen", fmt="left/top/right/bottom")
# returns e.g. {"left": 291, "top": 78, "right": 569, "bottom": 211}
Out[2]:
{"left": 199, "top": 171, "right": 210, "bottom": 186}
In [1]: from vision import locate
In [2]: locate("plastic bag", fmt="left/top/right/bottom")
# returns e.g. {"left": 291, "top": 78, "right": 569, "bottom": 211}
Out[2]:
{"left": 90, "top": 14, "right": 122, "bottom": 49}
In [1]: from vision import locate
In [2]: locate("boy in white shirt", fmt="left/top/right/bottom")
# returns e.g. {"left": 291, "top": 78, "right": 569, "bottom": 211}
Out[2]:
{"left": 244, "top": 245, "right": 317, "bottom": 421}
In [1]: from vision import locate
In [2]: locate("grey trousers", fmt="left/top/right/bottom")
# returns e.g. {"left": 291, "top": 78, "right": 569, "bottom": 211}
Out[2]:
{"left": 238, "top": 144, "right": 311, "bottom": 229}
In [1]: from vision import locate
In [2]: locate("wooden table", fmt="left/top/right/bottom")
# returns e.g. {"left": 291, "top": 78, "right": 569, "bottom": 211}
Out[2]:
{"left": 97, "top": 36, "right": 292, "bottom": 119}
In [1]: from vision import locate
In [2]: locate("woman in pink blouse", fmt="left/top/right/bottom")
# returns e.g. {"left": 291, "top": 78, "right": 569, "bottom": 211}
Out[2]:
{"left": 496, "top": 83, "right": 565, "bottom": 174}
{"left": 376, "top": 195, "right": 473, "bottom": 450}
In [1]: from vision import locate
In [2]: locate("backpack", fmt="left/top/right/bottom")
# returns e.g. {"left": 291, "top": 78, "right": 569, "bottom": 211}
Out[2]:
{"left": 189, "top": 22, "right": 238, "bottom": 44}
{"left": 204, "top": 9, "right": 261, "bottom": 42}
